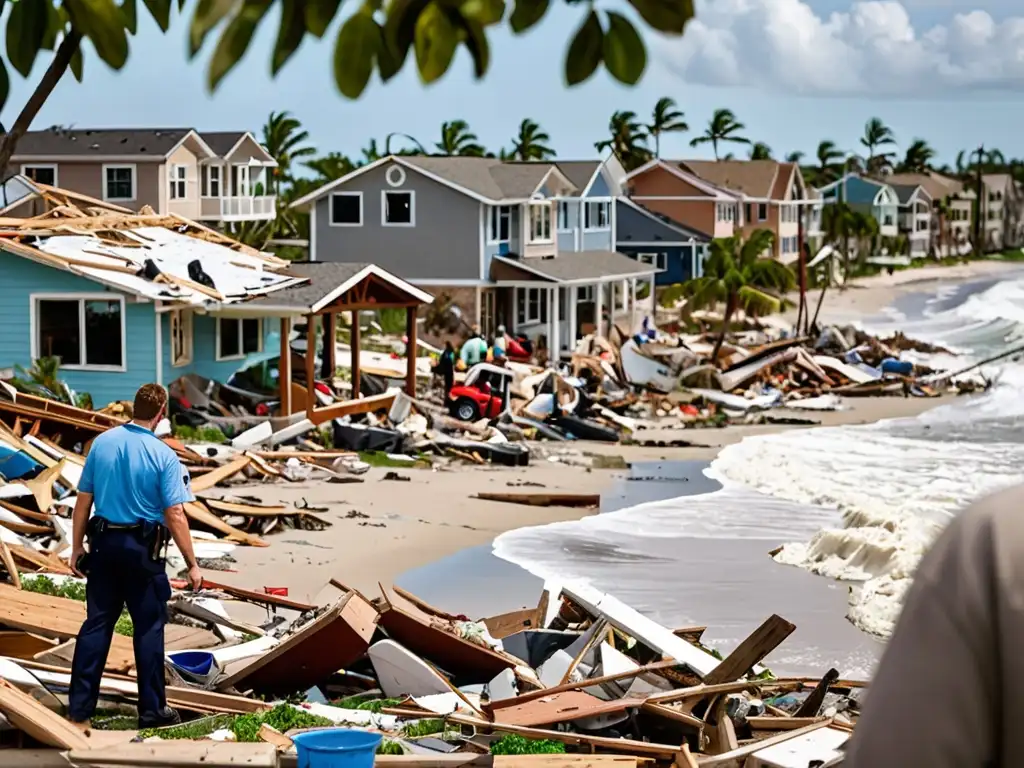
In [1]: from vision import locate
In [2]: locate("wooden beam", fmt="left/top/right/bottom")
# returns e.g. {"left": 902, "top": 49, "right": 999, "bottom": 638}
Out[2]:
{"left": 308, "top": 391, "right": 396, "bottom": 427}
{"left": 279, "top": 317, "right": 292, "bottom": 416}
{"left": 305, "top": 314, "right": 316, "bottom": 421}
{"left": 406, "top": 305, "right": 417, "bottom": 396}
{"left": 696, "top": 719, "right": 835, "bottom": 766}
{"left": 322, "top": 312, "right": 336, "bottom": 380}
{"left": 703, "top": 614, "right": 795, "bottom": 685}
{"left": 351, "top": 309, "right": 361, "bottom": 399}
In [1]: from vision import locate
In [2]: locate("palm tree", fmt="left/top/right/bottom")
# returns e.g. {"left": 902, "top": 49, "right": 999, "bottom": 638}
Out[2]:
{"left": 660, "top": 230, "right": 795, "bottom": 362}
{"left": 785, "top": 151, "right": 804, "bottom": 164}
{"left": 594, "top": 110, "right": 650, "bottom": 171}
{"left": 305, "top": 152, "right": 356, "bottom": 182}
{"left": 689, "top": 108, "right": 749, "bottom": 160}
{"left": 813, "top": 202, "right": 855, "bottom": 324}
{"left": 261, "top": 111, "right": 316, "bottom": 194}
{"left": 851, "top": 210, "right": 880, "bottom": 268}
{"left": 647, "top": 97, "right": 687, "bottom": 158}
{"left": 860, "top": 118, "right": 897, "bottom": 173}
{"left": 899, "top": 139, "right": 935, "bottom": 173}
{"left": 815, "top": 140, "right": 844, "bottom": 184}
{"left": 510, "top": 119, "right": 555, "bottom": 161}
{"left": 749, "top": 142, "right": 773, "bottom": 160}
{"left": 361, "top": 139, "right": 382, "bottom": 164}
{"left": 384, "top": 132, "right": 427, "bottom": 155}
{"left": 436, "top": 120, "right": 485, "bottom": 156}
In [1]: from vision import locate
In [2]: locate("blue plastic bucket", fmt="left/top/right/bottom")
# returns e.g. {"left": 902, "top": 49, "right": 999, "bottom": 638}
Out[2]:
{"left": 293, "top": 728, "right": 383, "bottom": 768}
{"left": 168, "top": 651, "right": 215, "bottom": 677}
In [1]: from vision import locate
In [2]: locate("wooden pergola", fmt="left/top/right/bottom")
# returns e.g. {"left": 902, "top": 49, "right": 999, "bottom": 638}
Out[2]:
{"left": 241, "top": 263, "right": 434, "bottom": 425}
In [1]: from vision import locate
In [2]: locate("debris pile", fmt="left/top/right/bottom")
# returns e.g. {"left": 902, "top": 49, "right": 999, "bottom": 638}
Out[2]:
{"left": 0, "top": 577, "right": 859, "bottom": 767}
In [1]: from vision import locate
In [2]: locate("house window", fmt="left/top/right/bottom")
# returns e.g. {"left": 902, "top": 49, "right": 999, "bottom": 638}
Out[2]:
{"left": 516, "top": 287, "right": 547, "bottom": 325}
{"left": 884, "top": 214, "right": 894, "bottom": 226}
{"left": 170, "top": 309, "right": 193, "bottom": 367}
{"left": 529, "top": 203, "right": 552, "bottom": 242}
{"left": 637, "top": 252, "right": 667, "bottom": 270}
{"left": 577, "top": 285, "right": 594, "bottom": 302}
{"left": 170, "top": 164, "right": 187, "bottom": 200}
{"left": 489, "top": 205, "right": 511, "bottom": 242}
{"left": 216, "top": 317, "right": 263, "bottom": 360}
{"left": 330, "top": 192, "right": 363, "bottom": 226}
{"left": 557, "top": 201, "right": 572, "bottom": 231}
{"left": 103, "top": 165, "right": 136, "bottom": 201}
{"left": 744, "top": 203, "right": 752, "bottom": 222}
{"left": 201, "top": 165, "right": 222, "bottom": 197}
{"left": 21, "top": 165, "right": 57, "bottom": 186}
{"left": 757, "top": 203, "right": 768, "bottom": 221}
{"left": 32, "top": 295, "right": 125, "bottom": 370}
{"left": 382, "top": 191, "right": 414, "bottom": 226}
{"left": 584, "top": 201, "right": 609, "bottom": 230}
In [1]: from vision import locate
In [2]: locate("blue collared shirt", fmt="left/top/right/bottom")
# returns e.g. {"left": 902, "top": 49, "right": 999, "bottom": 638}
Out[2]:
{"left": 79, "top": 423, "right": 195, "bottom": 524}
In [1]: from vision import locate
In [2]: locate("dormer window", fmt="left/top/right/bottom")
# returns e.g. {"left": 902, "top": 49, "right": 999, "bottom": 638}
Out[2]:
{"left": 529, "top": 202, "right": 552, "bottom": 243}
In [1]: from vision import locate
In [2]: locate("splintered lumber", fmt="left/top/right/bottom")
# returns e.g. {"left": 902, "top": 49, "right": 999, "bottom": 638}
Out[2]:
{"left": 482, "top": 606, "right": 545, "bottom": 640}
{"left": 482, "top": 690, "right": 647, "bottom": 728}
{"left": 307, "top": 391, "right": 398, "bottom": 426}
{"left": 0, "top": 537, "right": 21, "bottom": 589}
{"left": 218, "top": 590, "right": 377, "bottom": 696}
{"left": 0, "top": 631, "right": 54, "bottom": 659}
{"left": 8, "top": 545, "right": 74, "bottom": 575}
{"left": 193, "top": 579, "right": 316, "bottom": 612}
{"left": 67, "top": 742, "right": 278, "bottom": 767}
{"left": 203, "top": 497, "right": 329, "bottom": 526}
{"left": 747, "top": 716, "right": 828, "bottom": 730}
{"left": 188, "top": 456, "right": 252, "bottom": 492}
{"left": 21, "top": 460, "right": 66, "bottom": 513}
{"left": 379, "top": 586, "right": 516, "bottom": 681}
{"left": 474, "top": 492, "right": 601, "bottom": 508}
{"left": 0, "top": 583, "right": 136, "bottom": 672}
{"left": 183, "top": 502, "right": 267, "bottom": 546}
{"left": 696, "top": 719, "right": 835, "bottom": 766}
{"left": 0, "top": 679, "right": 91, "bottom": 749}
{"left": 794, "top": 668, "right": 840, "bottom": 718}
{"left": 648, "top": 679, "right": 801, "bottom": 705}
{"left": 703, "top": 614, "right": 795, "bottom": 685}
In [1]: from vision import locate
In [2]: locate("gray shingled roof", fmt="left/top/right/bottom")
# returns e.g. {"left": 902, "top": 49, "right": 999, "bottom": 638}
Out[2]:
{"left": 13, "top": 128, "right": 193, "bottom": 157}
{"left": 401, "top": 156, "right": 566, "bottom": 200}
{"left": 890, "top": 183, "right": 922, "bottom": 205}
{"left": 493, "top": 251, "right": 655, "bottom": 282}
{"left": 556, "top": 161, "right": 600, "bottom": 191}
{"left": 247, "top": 262, "right": 368, "bottom": 309}
{"left": 201, "top": 131, "right": 247, "bottom": 157}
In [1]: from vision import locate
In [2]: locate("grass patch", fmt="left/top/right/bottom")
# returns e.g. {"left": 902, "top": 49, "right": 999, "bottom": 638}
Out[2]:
{"left": 138, "top": 714, "right": 235, "bottom": 740}
{"left": 377, "top": 740, "right": 405, "bottom": 755}
{"left": 22, "top": 576, "right": 133, "bottom": 637}
{"left": 172, "top": 424, "right": 228, "bottom": 443}
{"left": 987, "top": 249, "right": 1024, "bottom": 262}
{"left": 490, "top": 734, "right": 566, "bottom": 755}
{"left": 231, "top": 704, "right": 335, "bottom": 743}
{"left": 92, "top": 714, "right": 139, "bottom": 731}
{"left": 331, "top": 696, "right": 403, "bottom": 712}
{"left": 357, "top": 451, "right": 431, "bottom": 469}
{"left": 401, "top": 719, "right": 445, "bottom": 738}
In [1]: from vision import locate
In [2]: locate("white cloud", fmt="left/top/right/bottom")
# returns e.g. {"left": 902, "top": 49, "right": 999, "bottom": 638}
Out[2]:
{"left": 656, "top": 0, "right": 1024, "bottom": 96}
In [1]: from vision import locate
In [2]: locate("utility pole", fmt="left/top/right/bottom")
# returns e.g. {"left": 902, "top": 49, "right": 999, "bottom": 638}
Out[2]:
{"left": 797, "top": 201, "right": 807, "bottom": 335}
{"left": 973, "top": 145, "right": 985, "bottom": 258}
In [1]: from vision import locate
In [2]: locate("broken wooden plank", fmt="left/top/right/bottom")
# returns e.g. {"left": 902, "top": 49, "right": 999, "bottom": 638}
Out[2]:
{"left": 474, "top": 492, "right": 601, "bottom": 508}
{"left": 703, "top": 614, "right": 795, "bottom": 685}
{"left": 0, "top": 631, "right": 54, "bottom": 659}
{"left": 8, "top": 545, "right": 74, "bottom": 575}
{"left": 188, "top": 456, "right": 252, "bottom": 492}
{"left": 794, "top": 668, "right": 839, "bottom": 718}
{"left": 0, "top": 679, "right": 90, "bottom": 749}
{"left": 191, "top": 579, "right": 316, "bottom": 612}
{"left": 218, "top": 590, "right": 377, "bottom": 696}
{"left": 481, "top": 606, "right": 544, "bottom": 640}
{"left": 483, "top": 690, "right": 646, "bottom": 728}
{"left": 0, "top": 536, "right": 21, "bottom": 589}
{"left": 648, "top": 679, "right": 800, "bottom": 705}
{"left": 696, "top": 719, "right": 835, "bottom": 766}
{"left": 183, "top": 502, "right": 267, "bottom": 547}
{"left": 747, "top": 716, "right": 828, "bottom": 731}
{"left": 67, "top": 742, "right": 277, "bottom": 767}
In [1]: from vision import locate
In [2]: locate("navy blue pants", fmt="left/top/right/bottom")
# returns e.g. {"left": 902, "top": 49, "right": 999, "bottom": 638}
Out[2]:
{"left": 69, "top": 528, "right": 171, "bottom": 722}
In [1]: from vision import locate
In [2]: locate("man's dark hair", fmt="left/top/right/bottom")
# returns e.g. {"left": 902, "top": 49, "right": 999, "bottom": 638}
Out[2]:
{"left": 134, "top": 383, "right": 168, "bottom": 422}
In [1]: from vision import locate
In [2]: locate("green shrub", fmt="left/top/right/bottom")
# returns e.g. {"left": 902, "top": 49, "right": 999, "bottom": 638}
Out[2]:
{"left": 490, "top": 734, "right": 566, "bottom": 755}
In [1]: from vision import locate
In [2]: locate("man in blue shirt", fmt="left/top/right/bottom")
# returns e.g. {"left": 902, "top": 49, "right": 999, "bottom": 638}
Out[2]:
{"left": 68, "top": 384, "right": 202, "bottom": 732}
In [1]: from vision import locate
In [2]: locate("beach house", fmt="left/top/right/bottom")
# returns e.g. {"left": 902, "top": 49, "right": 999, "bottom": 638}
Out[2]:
{"left": 885, "top": 171, "right": 974, "bottom": 256}
{"left": 290, "top": 154, "right": 656, "bottom": 357}
{"left": 0, "top": 177, "right": 428, "bottom": 408}
{"left": 889, "top": 183, "right": 933, "bottom": 257}
{"left": 11, "top": 127, "right": 278, "bottom": 225}
{"left": 817, "top": 174, "right": 899, "bottom": 238}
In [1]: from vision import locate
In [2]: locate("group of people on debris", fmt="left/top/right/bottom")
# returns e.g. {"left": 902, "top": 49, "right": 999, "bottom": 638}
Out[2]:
{"left": 433, "top": 324, "right": 513, "bottom": 396}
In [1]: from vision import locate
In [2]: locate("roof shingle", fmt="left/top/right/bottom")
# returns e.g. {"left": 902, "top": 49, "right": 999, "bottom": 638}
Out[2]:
{"left": 13, "top": 128, "right": 194, "bottom": 158}
{"left": 400, "top": 156, "right": 569, "bottom": 200}
{"left": 677, "top": 159, "right": 782, "bottom": 198}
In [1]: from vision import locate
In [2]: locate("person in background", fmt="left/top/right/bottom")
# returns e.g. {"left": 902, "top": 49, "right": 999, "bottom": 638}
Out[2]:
{"left": 68, "top": 384, "right": 202, "bottom": 733}
{"left": 493, "top": 325, "right": 508, "bottom": 359}
{"left": 435, "top": 341, "right": 455, "bottom": 396}
{"left": 459, "top": 331, "right": 487, "bottom": 367}
{"left": 843, "top": 484, "right": 1024, "bottom": 767}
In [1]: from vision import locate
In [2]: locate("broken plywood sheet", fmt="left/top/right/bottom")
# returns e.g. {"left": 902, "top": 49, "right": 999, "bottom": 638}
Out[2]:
{"left": 489, "top": 690, "right": 645, "bottom": 728}
{"left": 745, "top": 725, "right": 850, "bottom": 768}
{"left": 369, "top": 639, "right": 452, "bottom": 698}
{"left": 0, "top": 679, "right": 90, "bottom": 749}
{"left": 560, "top": 584, "right": 719, "bottom": 679}
{"left": 218, "top": 590, "right": 377, "bottom": 696}
{"left": 67, "top": 741, "right": 278, "bottom": 767}
{"left": 379, "top": 586, "right": 516, "bottom": 682}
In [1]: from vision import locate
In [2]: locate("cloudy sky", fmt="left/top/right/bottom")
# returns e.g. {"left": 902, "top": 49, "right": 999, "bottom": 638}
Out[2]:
{"left": 2, "top": 0, "right": 1021, "bottom": 165}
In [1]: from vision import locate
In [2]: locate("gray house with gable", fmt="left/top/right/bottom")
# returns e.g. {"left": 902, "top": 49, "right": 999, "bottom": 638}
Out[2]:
{"left": 291, "top": 154, "right": 655, "bottom": 355}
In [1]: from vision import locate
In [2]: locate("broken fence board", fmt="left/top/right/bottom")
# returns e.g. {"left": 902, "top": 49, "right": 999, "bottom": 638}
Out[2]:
{"left": 703, "top": 614, "right": 795, "bottom": 686}
{"left": 0, "top": 679, "right": 91, "bottom": 749}
{"left": 67, "top": 742, "right": 278, "bottom": 767}
{"left": 188, "top": 456, "right": 252, "bottom": 492}
{"left": 183, "top": 502, "right": 268, "bottom": 547}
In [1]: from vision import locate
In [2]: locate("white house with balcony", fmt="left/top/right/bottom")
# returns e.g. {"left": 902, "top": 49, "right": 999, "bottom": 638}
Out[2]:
{"left": 11, "top": 128, "right": 277, "bottom": 228}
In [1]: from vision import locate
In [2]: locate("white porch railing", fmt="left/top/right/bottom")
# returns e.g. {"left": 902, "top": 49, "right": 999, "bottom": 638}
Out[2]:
{"left": 200, "top": 195, "right": 276, "bottom": 220}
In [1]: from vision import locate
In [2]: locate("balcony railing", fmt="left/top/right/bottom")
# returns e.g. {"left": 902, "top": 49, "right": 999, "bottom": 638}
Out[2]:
{"left": 200, "top": 195, "right": 276, "bottom": 221}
